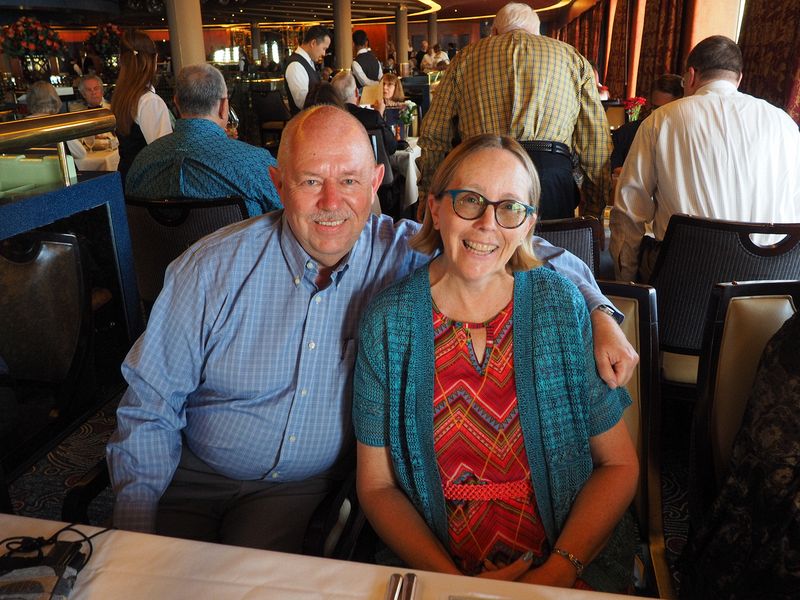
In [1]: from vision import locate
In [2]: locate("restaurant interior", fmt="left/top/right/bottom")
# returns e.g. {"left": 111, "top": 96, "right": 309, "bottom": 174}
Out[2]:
{"left": 1, "top": 0, "right": 799, "bottom": 597}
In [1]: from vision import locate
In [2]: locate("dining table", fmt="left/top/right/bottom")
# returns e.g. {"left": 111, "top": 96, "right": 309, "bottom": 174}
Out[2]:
{"left": 388, "top": 136, "right": 422, "bottom": 210}
{"left": 0, "top": 513, "right": 640, "bottom": 600}
{"left": 73, "top": 147, "right": 120, "bottom": 172}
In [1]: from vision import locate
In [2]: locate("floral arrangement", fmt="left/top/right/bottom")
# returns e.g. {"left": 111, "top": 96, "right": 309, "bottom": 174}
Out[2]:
{"left": 0, "top": 16, "right": 63, "bottom": 58}
{"left": 624, "top": 96, "right": 647, "bottom": 121}
{"left": 86, "top": 23, "right": 122, "bottom": 58}
{"left": 399, "top": 100, "right": 417, "bottom": 125}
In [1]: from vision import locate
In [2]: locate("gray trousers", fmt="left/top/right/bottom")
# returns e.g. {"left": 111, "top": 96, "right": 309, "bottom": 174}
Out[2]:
{"left": 156, "top": 445, "right": 336, "bottom": 552}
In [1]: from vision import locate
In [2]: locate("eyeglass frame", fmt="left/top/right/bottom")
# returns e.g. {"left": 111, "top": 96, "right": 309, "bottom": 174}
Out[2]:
{"left": 440, "top": 189, "right": 536, "bottom": 229}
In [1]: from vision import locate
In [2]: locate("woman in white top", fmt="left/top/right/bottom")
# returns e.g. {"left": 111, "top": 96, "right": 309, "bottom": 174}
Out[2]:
{"left": 112, "top": 29, "right": 173, "bottom": 184}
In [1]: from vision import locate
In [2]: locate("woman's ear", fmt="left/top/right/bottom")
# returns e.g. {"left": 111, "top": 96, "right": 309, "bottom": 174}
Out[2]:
{"left": 428, "top": 194, "right": 441, "bottom": 230}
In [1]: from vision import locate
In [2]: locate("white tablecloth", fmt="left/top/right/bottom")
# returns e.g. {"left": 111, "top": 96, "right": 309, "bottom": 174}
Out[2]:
{"left": 74, "top": 148, "right": 120, "bottom": 172}
{"left": 0, "top": 514, "right": 636, "bottom": 600}
{"left": 389, "top": 136, "right": 421, "bottom": 209}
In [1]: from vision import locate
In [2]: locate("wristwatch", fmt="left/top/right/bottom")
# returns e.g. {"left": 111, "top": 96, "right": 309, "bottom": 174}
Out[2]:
{"left": 594, "top": 304, "right": 623, "bottom": 324}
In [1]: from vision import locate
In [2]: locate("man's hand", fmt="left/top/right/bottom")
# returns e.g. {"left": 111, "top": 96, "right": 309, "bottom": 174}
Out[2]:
{"left": 591, "top": 308, "right": 638, "bottom": 389}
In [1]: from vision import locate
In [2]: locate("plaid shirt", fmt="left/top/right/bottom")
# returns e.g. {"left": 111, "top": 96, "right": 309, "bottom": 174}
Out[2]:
{"left": 417, "top": 31, "right": 612, "bottom": 218}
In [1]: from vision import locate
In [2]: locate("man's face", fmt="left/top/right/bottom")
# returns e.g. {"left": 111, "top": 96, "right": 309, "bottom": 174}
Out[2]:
{"left": 81, "top": 79, "right": 104, "bottom": 108}
{"left": 309, "top": 36, "right": 331, "bottom": 64}
{"left": 271, "top": 110, "right": 383, "bottom": 268}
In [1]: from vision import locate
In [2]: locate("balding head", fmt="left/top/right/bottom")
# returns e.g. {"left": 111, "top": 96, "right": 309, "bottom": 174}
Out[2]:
{"left": 492, "top": 2, "right": 540, "bottom": 35}
{"left": 272, "top": 105, "right": 383, "bottom": 269}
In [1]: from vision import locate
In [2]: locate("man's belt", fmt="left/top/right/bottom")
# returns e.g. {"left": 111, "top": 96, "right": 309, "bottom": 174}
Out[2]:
{"left": 518, "top": 140, "right": 572, "bottom": 160}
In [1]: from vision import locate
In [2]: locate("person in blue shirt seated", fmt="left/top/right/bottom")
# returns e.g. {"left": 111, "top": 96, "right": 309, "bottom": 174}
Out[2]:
{"left": 125, "top": 63, "right": 282, "bottom": 217}
{"left": 107, "top": 104, "right": 638, "bottom": 553}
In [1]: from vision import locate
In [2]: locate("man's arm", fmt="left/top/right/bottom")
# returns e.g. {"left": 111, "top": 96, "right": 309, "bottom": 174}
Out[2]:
{"left": 609, "top": 119, "right": 658, "bottom": 281}
{"left": 537, "top": 238, "right": 638, "bottom": 388}
{"left": 285, "top": 61, "right": 309, "bottom": 110}
{"left": 351, "top": 60, "right": 380, "bottom": 87}
{"left": 573, "top": 58, "right": 613, "bottom": 220}
{"left": 106, "top": 254, "right": 208, "bottom": 533}
{"left": 416, "top": 55, "right": 459, "bottom": 206}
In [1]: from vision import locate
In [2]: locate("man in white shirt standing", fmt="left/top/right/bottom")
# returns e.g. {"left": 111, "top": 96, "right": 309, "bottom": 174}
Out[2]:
{"left": 284, "top": 25, "right": 331, "bottom": 115}
{"left": 351, "top": 30, "right": 382, "bottom": 90}
{"left": 610, "top": 35, "right": 800, "bottom": 282}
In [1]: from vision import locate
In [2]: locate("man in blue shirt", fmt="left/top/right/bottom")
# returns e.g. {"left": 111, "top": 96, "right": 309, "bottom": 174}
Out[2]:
{"left": 126, "top": 64, "right": 282, "bottom": 217}
{"left": 108, "top": 105, "right": 637, "bottom": 552}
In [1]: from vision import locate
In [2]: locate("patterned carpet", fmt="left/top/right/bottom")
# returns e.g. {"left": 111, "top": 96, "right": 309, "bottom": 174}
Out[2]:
{"left": 8, "top": 392, "right": 120, "bottom": 525}
{"left": 8, "top": 388, "right": 692, "bottom": 597}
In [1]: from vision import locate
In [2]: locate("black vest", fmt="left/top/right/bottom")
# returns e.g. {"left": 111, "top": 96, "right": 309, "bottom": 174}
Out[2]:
{"left": 354, "top": 51, "right": 381, "bottom": 86}
{"left": 118, "top": 123, "right": 147, "bottom": 188}
{"left": 285, "top": 52, "right": 321, "bottom": 115}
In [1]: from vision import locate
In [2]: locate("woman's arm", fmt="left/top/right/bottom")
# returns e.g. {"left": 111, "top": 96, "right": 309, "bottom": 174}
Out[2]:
{"left": 519, "top": 419, "right": 638, "bottom": 587}
{"left": 357, "top": 442, "right": 461, "bottom": 574}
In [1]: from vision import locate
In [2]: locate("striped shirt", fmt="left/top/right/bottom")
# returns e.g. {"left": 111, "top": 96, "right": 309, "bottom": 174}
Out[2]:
{"left": 417, "top": 31, "right": 612, "bottom": 218}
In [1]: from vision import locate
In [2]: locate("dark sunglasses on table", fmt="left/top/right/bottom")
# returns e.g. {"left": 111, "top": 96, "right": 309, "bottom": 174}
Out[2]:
{"left": 442, "top": 189, "right": 536, "bottom": 229}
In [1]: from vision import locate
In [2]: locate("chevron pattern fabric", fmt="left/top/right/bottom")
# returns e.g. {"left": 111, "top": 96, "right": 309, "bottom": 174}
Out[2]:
{"left": 432, "top": 300, "right": 548, "bottom": 575}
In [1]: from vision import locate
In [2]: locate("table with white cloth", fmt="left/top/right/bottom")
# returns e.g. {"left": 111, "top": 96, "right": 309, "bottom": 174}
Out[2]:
{"left": 389, "top": 136, "right": 421, "bottom": 209}
{"left": 0, "top": 514, "right": 637, "bottom": 600}
{"left": 73, "top": 148, "right": 120, "bottom": 172}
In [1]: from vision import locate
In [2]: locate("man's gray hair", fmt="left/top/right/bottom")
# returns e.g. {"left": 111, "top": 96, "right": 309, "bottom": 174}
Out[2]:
{"left": 27, "top": 81, "right": 62, "bottom": 115}
{"left": 493, "top": 2, "right": 541, "bottom": 35}
{"left": 331, "top": 71, "right": 357, "bottom": 104}
{"left": 78, "top": 74, "right": 103, "bottom": 95}
{"left": 175, "top": 63, "right": 228, "bottom": 116}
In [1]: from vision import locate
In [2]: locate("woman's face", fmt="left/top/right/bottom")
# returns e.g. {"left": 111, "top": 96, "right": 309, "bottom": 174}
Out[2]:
{"left": 382, "top": 79, "right": 396, "bottom": 99}
{"left": 429, "top": 147, "right": 536, "bottom": 284}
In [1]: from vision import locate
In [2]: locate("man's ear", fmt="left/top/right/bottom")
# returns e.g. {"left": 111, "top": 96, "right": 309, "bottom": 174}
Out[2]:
{"left": 269, "top": 165, "right": 283, "bottom": 195}
{"left": 173, "top": 95, "right": 182, "bottom": 118}
{"left": 371, "top": 163, "right": 384, "bottom": 196}
{"left": 218, "top": 97, "right": 229, "bottom": 121}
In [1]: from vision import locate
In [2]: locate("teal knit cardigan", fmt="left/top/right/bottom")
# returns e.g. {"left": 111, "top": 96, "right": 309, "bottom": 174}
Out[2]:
{"left": 354, "top": 264, "right": 635, "bottom": 592}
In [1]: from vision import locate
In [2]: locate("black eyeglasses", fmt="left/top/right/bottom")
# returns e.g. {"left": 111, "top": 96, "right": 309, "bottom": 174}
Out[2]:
{"left": 442, "top": 189, "right": 535, "bottom": 229}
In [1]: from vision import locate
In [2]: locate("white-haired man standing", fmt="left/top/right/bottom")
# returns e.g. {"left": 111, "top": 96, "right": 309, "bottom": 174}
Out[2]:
{"left": 417, "top": 1, "right": 612, "bottom": 220}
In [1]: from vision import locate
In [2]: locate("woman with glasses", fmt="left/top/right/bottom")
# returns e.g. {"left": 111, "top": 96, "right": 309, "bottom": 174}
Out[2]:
{"left": 353, "top": 134, "right": 637, "bottom": 593}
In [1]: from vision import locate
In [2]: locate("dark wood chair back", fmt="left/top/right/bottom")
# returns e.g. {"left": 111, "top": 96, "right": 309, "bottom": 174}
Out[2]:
{"left": 125, "top": 197, "right": 248, "bottom": 304}
{"left": 536, "top": 216, "right": 602, "bottom": 274}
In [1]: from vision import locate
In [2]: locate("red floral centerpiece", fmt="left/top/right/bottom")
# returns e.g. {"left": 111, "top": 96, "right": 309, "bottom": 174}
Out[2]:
{"left": 624, "top": 96, "right": 647, "bottom": 121}
{"left": 86, "top": 23, "right": 122, "bottom": 59}
{"left": 0, "top": 16, "right": 63, "bottom": 58}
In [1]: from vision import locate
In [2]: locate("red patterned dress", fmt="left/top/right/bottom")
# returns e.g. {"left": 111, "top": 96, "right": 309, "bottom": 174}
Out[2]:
{"left": 432, "top": 299, "right": 549, "bottom": 575}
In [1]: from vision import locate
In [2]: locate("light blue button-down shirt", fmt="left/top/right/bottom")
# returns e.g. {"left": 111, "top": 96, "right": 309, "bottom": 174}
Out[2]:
{"left": 107, "top": 211, "right": 614, "bottom": 532}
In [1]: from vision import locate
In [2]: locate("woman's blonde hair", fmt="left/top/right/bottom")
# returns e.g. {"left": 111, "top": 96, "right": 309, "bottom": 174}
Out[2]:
{"left": 111, "top": 29, "right": 158, "bottom": 136}
{"left": 380, "top": 72, "right": 405, "bottom": 102}
{"left": 410, "top": 134, "right": 542, "bottom": 272}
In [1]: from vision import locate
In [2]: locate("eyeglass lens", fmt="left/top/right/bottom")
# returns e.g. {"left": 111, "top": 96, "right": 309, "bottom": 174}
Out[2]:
{"left": 450, "top": 191, "right": 531, "bottom": 229}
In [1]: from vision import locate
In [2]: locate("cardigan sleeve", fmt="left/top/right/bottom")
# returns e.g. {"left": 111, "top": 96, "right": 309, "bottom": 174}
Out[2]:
{"left": 353, "top": 297, "right": 391, "bottom": 447}
{"left": 578, "top": 297, "right": 631, "bottom": 437}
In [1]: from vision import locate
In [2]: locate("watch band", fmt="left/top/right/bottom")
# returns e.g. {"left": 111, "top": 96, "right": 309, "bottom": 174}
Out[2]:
{"left": 594, "top": 304, "right": 623, "bottom": 324}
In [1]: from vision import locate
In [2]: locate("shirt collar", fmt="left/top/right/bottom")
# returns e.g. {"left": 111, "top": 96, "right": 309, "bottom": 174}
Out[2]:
{"left": 356, "top": 48, "right": 371, "bottom": 56}
{"left": 174, "top": 117, "right": 227, "bottom": 137}
{"left": 694, "top": 79, "right": 738, "bottom": 97}
{"left": 295, "top": 47, "right": 315, "bottom": 68}
{"left": 279, "top": 213, "right": 357, "bottom": 289}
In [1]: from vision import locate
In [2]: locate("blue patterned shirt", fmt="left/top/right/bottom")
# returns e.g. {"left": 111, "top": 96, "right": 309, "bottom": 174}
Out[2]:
{"left": 107, "top": 213, "right": 615, "bottom": 533}
{"left": 125, "top": 118, "right": 282, "bottom": 217}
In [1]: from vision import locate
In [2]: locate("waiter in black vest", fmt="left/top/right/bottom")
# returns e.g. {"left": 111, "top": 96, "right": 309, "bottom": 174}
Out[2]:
{"left": 351, "top": 30, "right": 382, "bottom": 91}
{"left": 285, "top": 26, "right": 331, "bottom": 115}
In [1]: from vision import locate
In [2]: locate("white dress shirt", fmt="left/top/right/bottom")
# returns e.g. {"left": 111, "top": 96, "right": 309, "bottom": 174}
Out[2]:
{"left": 136, "top": 88, "right": 173, "bottom": 144}
{"left": 285, "top": 47, "right": 315, "bottom": 110}
{"left": 610, "top": 79, "right": 800, "bottom": 280}
{"left": 351, "top": 48, "right": 382, "bottom": 87}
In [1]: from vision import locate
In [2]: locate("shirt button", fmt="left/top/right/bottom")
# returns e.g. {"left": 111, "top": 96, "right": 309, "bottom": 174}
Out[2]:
{"left": 315, "top": 296, "right": 322, "bottom": 304}
{"left": 305, "top": 260, "right": 314, "bottom": 269}
{"left": 293, "top": 276, "right": 301, "bottom": 285}
{"left": 308, "top": 341, "right": 316, "bottom": 350}
{"left": 300, "top": 388, "right": 308, "bottom": 396}
{"left": 271, "top": 472, "right": 280, "bottom": 479}
{"left": 289, "top": 434, "right": 297, "bottom": 443}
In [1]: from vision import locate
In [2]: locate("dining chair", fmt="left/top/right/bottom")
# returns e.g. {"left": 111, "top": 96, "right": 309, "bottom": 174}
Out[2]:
{"left": 689, "top": 279, "right": 800, "bottom": 526}
{"left": 599, "top": 281, "right": 674, "bottom": 598}
{"left": 0, "top": 231, "right": 92, "bottom": 419}
{"left": 648, "top": 214, "right": 800, "bottom": 401}
{"left": 252, "top": 90, "right": 291, "bottom": 151}
{"left": 367, "top": 130, "right": 398, "bottom": 218}
{"left": 536, "top": 216, "right": 603, "bottom": 275}
{"left": 124, "top": 196, "right": 249, "bottom": 307}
